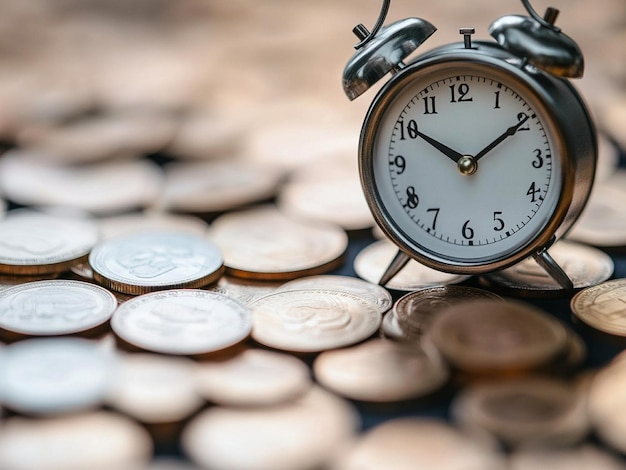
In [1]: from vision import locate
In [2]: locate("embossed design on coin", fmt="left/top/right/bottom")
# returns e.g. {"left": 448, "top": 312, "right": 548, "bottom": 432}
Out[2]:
{"left": 0, "top": 338, "right": 113, "bottom": 415}
{"left": 209, "top": 205, "right": 347, "bottom": 281}
{"left": 0, "top": 280, "right": 117, "bottom": 336}
{"left": 353, "top": 240, "right": 469, "bottom": 291}
{"left": 481, "top": 241, "right": 614, "bottom": 297}
{"left": 111, "top": 289, "right": 252, "bottom": 355}
{"left": 393, "top": 286, "right": 502, "bottom": 341}
{"left": 427, "top": 299, "right": 567, "bottom": 374}
{"left": 313, "top": 339, "right": 449, "bottom": 402}
{"left": 250, "top": 289, "right": 381, "bottom": 352}
{"left": 277, "top": 275, "right": 392, "bottom": 314}
{"left": 89, "top": 231, "right": 224, "bottom": 294}
{"left": 571, "top": 278, "right": 626, "bottom": 336}
{"left": 0, "top": 210, "right": 98, "bottom": 275}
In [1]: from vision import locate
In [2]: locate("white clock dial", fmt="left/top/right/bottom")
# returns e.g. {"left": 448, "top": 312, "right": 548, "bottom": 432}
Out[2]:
{"left": 369, "top": 62, "right": 562, "bottom": 267}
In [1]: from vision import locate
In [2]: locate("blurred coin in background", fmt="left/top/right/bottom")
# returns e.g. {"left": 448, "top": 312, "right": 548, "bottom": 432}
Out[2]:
{"left": 0, "top": 210, "right": 98, "bottom": 275}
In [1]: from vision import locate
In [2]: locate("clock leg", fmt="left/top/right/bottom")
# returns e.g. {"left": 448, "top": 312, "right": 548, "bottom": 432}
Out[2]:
{"left": 378, "top": 249, "right": 411, "bottom": 286}
{"left": 532, "top": 247, "right": 574, "bottom": 290}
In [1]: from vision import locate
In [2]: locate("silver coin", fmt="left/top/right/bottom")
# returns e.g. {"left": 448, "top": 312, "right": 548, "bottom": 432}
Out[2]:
{"left": 111, "top": 289, "right": 252, "bottom": 355}
{"left": 0, "top": 280, "right": 116, "bottom": 336}
{"left": 0, "top": 210, "right": 99, "bottom": 275}
{"left": 276, "top": 274, "right": 393, "bottom": 314}
{"left": 0, "top": 337, "right": 113, "bottom": 415}
{"left": 250, "top": 289, "right": 382, "bottom": 352}
{"left": 89, "top": 231, "right": 224, "bottom": 294}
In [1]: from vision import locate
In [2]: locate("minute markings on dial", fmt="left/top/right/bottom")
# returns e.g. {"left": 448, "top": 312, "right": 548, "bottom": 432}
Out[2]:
{"left": 387, "top": 74, "right": 553, "bottom": 247}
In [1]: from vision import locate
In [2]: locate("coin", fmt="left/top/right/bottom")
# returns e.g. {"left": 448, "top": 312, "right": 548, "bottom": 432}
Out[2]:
{"left": 588, "top": 357, "right": 626, "bottom": 453}
{"left": 276, "top": 274, "right": 393, "bottom": 314}
{"left": 156, "top": 159, "right": 283, "bottom": 214}
{"left": 106, "top": 353, "right": 204, "bottom": 424}
{"left": 0, "top": 337, "right": 113, "bottom": 415}
{"left": 566, "top": 171, "right": 626, "bottom": 249}
{"left": 0, "top": 210, "right": 99, "bottom": 275}
{"left": 570, "top": 278, "right": 626, "bottom": 336}
{"left": 182, "top": 386, "right": 359, "bottom": 470}
{"left": 381, "top": 310, "right": 405, "bottom": 340}
{"left": 209, "top": 205, "right": 347, "bottom": 281}
{"left": 426, "top": 299, "right": 568, "bottom": 374}
{"left": 89, "top": 231, "right": 224, "bottom": 294}
{"left": 250, "top": 289, "right": 381, "bottom": 352}
{"left": 334, "top": 418, "right": 506, "bottom": 470}
{"left": 0, "top": 411, "right": 153, "bottom": 470}
{"left": 0, "top": 152, "right": 164, "bottom": 215}
{"left": 353, "top": 240, "right": 469, "bottom": 291}
{"left": 194, "top": 347, "right": 312, "bottom": 407}
{"left": 208, "top": 275, "right": 282, "bottom": 306}
{"left": 393, "top": 286, "right": 502, "bottom": 341}
{"left": 508, "top": 445, "right": 626, "bottom": 470}
{"left": 452, "top": 377, "right": 589, "bottom": 448}
{"left": 313, "top": 339, "right": 449, "bottom": 402}
{"left": 277, "top": 175, "right": 375, "bottom": 231}
{"left": 480, "top": 241, "right": 614, "bottom": 297}
{"left": 111, "top": 289, "right": 252, "bottom": 355}
{"left": 0, "top": 280, "right": 116, "bottom": 336}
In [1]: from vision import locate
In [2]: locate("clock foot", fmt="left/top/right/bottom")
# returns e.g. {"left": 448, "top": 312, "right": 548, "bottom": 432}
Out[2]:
{"left": 378, "top": 249, "right": 411, "bottom": 286}
{"left": 532, "top": 248, "right": 574, "bottom": 290}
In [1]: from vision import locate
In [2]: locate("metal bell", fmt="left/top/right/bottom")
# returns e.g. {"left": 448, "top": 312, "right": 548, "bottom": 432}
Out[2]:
{"left": 342, "top": 18, "right": 436, "bottom": 100}
{"left": 489, "top": 6, "right": 584, "bottom": 78}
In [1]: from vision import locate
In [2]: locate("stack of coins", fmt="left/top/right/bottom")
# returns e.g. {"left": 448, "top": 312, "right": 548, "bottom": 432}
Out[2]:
{"left": 0, "top": 0, "right": 625, "bottom": 468}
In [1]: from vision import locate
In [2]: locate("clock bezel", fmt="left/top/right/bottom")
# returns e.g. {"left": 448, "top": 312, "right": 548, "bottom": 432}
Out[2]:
{"left": 359, "top": 42, "right": 596, "bottom": 275}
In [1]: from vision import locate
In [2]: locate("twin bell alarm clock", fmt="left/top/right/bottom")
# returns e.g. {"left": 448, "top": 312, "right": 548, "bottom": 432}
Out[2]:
{"left": 343, "top": 0, "right": 597, "bottom": 289}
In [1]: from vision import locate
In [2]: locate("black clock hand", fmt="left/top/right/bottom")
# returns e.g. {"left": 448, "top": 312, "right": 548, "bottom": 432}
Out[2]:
{"left": 474, "top": 112, "right": 530, "bottom": 162}
{"left": 416, "top": 130, "right": 464, "bottom": 163}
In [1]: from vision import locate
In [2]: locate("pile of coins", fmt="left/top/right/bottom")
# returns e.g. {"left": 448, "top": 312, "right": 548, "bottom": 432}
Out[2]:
{"left": 0, "top": 0, "right": 626, "bottom": 469}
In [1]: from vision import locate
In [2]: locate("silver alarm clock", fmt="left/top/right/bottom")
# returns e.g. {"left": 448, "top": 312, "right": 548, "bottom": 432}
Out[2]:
{"left": 343, "top": 0, "right": 597, "bottom": 290}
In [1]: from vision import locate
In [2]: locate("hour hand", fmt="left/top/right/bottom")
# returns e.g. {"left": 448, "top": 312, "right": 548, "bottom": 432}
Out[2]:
{"left": 416, "top": 130, "right": 464, "bottom": 163}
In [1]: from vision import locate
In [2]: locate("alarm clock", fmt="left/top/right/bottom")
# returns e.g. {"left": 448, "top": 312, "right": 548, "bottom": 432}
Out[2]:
{"left": 343, "top": 0, "right": 597, "bottom": 290}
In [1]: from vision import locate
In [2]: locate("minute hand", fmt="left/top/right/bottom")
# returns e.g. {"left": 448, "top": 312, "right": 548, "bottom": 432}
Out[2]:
{"left": 474, "top": 113, "right": 530, "bottom": 162}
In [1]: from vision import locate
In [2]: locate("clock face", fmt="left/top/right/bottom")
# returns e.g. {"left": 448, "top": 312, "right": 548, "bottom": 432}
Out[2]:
{"left": 365, "top": 60, "right": 564, "bottom": 270}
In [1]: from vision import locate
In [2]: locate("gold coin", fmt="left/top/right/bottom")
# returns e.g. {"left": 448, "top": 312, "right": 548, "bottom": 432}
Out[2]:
{"left": 426, "top": 299, "right": 568, "bottom": 374}
{"left": 353, "top": 240, "right": 469, "bottom": 291}
{"left": 452, "top": 377, "right": 589, "bottom": 448}
{"left": 313, "top": 339, "right": 449, "bottom": 402}
{"left": 571, "top": 278, "right": 626, "bottom": 336}
{"left": 89, "top": 231, "right": 224, "bottom": 294}
{"left": 194, "top": 347, "right": 312, "bottom": 407}
{"left": 481, "top": 241, "right": 614, "bottom": 297}
{"left": 393, "top": 286, "right": 502, "bottom": 340}
{"left": 111, "top": 290, "right": 252, "bottom": 355}
{"left": 0, "top": 210, "right": 98, "bottom": 275}
{"left": 182, "top": 386, "right": 359, "bottom": 470}
{"left": 276, "top": 274, "right": 393, "bottom": 314}
{"left": 250, "top": 289, "right": 381, "bottom": 353}
{"left": 209, "top": 205, "right": 347, "bottom": 281}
